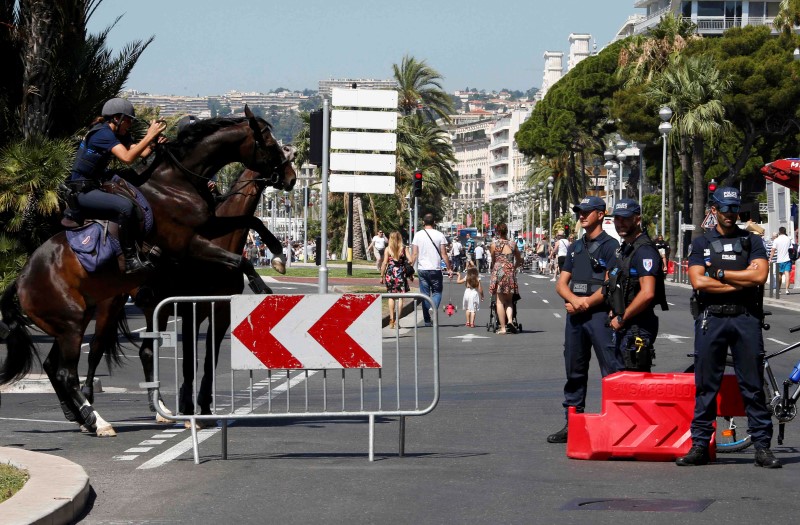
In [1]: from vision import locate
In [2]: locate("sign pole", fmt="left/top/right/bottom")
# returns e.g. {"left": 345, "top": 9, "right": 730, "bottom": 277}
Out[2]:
{"left": 319, "top": 98, "right": 330, "bottom": 294}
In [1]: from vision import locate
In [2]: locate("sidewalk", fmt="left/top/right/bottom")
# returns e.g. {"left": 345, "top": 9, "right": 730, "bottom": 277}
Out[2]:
{"left": 0, "top": 446, "right": 90, "bottom": 524}
{"left": 666, "top": 278, "right": 800, "bottom": 313}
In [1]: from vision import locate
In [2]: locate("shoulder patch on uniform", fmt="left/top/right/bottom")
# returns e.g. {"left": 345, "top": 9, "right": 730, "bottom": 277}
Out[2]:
{"left": 643, "top": 259, "right": 653, "bottom": 272}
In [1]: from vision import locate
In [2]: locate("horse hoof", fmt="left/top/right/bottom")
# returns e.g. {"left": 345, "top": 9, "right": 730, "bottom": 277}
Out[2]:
{"left": 96, "top": 425, "right": 117, "bottom": 437}
{"left": 155, "top": 400, "right": 174, "bottom": 423}
{"left": 271, "top": 256, "right": 286, "bottom": 275}
{"left": 185, "top": 419, "right": 216, "bottom": 430}
{"left": 80, "top": 425, "right": 92, "bottom": 433}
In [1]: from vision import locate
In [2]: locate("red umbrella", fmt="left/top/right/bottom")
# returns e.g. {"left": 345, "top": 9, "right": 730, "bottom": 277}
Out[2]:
{"left": 761, "top": 158, "right": 800, "bottom": 192}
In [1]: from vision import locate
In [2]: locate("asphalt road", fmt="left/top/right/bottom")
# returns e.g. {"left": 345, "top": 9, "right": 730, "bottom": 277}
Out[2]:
{"left": 2, "top": 274, "right": 800, "bottom": 524}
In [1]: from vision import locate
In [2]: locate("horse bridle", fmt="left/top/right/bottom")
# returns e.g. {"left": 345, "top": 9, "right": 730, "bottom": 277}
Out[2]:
{"left": 247, "top": 118, "right": 293, "bottom": 188}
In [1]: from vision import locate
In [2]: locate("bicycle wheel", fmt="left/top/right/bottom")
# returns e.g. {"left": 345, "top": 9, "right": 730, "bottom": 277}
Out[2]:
{"left": 715, "top": 416, "right": 753, "bottom": 452}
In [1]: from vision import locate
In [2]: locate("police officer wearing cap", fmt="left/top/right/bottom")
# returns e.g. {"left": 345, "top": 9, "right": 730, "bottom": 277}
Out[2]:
{"left": 67, "top": 97, "right": 166, "bottom": 273}
{"left": 547, "top": 195, "right": 623, "bottom": 444}
{"left": 677, "top": 186, "right": 780, "bottom": 468}
{"left": 606, "top": 199, "right": 666, "bottom": 372}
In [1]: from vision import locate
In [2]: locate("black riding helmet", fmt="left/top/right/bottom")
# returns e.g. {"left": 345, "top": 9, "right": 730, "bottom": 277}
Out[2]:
{"left": 101, "top": 97, "right": 136, "bottom": 120}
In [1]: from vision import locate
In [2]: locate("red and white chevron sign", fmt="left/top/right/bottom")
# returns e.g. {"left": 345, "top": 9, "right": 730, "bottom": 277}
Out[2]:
{"left": 231, "top": 294, "right": 382, "bottom": 370}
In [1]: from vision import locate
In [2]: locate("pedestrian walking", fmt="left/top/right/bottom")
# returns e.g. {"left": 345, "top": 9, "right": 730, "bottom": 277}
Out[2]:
{"left": 368, "top": 230, "right": 387, "bottom": 271}
{"left": 475, "top": 243, "right": 485, "bottom": 273}
{"left": 547, "top": 196, "right": 622, "bottom": 444}
{"left": 450, "top": 236, "right": 464, "bottom": 272}
{"left": 380, "top": 232, "right": 411, "bottom": 330}
{"left": 411, "top": 214, "right": 453, "bottom": 327}
{"left": 676, "top": 186, "right": 780, "bottom": 468}
{"left": 770, "top": 226, "right": 791, "bottom": 295}
{"left": 458, "top": 263, "right": 483, "bottom": 327}
{"left": 606, "top": 199, "right": 667, "bottom": 372}
{"left": 489, "top": 223, "right": 522, "bottom": 334}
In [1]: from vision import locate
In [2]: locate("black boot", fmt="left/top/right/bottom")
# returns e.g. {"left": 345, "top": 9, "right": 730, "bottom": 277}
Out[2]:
{"left": 675, "top": 445, "right": 710, "bottom": 466}
{"left": 118, "top": 223, "right": 150, "bottom": 274}
{"left": 547, "top": 423, "right": 568, "bottom": 443}
{"left": 754, "top": 447, "right": 782, "bottom": 468}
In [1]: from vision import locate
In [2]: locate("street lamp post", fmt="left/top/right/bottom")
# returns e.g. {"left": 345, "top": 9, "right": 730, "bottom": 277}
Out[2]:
{"left": 604, "top": 149, "right": 614, "bottom": 209}
{"left": 659, "top": 106, "right": 673, "bottom": 239}
{"left": 547, "top": 176, "right": 554, "bottom": 240}
{"left": 593, "top": 158, "right": 602, "bottom": 196}
{"left": 616, "top": 141, "right": 628, "bottom": 201}
{"left": 538, "top": 183, "right": 544, "bottom": 241}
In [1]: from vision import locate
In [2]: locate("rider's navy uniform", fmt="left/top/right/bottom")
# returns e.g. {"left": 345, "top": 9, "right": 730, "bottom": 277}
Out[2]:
{"left": 70, "top": 123, "right": 137, "bottom": 223}
{"left": 560, "top": 198, "right": 622, "bottom": 413}
{"left": 687, "top": 191, "right": 772, "bottom": 450}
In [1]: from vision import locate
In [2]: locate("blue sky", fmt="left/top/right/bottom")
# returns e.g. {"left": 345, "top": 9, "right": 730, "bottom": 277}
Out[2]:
{"left": 88, "top": 0, "right": 639, "bottom": 96}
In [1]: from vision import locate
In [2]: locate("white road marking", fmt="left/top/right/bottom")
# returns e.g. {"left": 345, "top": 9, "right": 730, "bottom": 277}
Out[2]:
{"left": 658, "top": 333, "right": 691, "bottom": 343}
{"left": 531, "top": 290, "right": 538, "bottom": 294}
{"left": 152, "top": 433, "right": 177, "bottom": 439}
{"left": 113, "top": 455, "right": 138, "bottom": 461}
{"left": 768, "top": 338, "right": 788, "bottom": 346}
{"left": 668, "top": 302, "right": 675, "bottom": 306}
{"left": 542, "top": 299, "right": 549, "bottom": 304}
{"left": 139, "top": 439, "right": 166, "bottom": 446}
{"left": 138, "top": 371, "right": 316, "bottom": 470}
{"left": 125, "top": 447, "right": 153, "bottom": 454}
{"left": 554, "top": 313, "right": 562, "bottom": 318}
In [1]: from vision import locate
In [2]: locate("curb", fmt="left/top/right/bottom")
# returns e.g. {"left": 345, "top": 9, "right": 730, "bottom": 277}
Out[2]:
{"left": 665, "top": 279, "right": 800, "bottom": 313}
{"left": 0, "top": 447, "right": 90, "bottom": 525}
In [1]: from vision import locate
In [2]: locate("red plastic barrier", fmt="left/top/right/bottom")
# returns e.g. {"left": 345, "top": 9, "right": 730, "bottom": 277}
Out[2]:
{"left": 566, "top": 372, "right": 744, "bottom": 461}
{"left": 667, "top": 260, "right": 675, "bottom": 275}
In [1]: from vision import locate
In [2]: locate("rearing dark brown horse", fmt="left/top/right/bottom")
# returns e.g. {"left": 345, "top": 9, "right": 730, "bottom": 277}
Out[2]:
{"left": 0, "top": 107, "right": 296, "bottom": 436}
{"left": 83, "top": 167, "right": 291, "bottom": 425}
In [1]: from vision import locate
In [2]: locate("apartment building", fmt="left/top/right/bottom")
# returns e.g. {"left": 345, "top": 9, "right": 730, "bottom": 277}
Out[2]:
{"left": 631, "top": 0, "right": 781, "bottom": 36}
{"left": 122, "top": 89, "right": 309, "bottom": 117}
{"left": 487, "top": 108, "right": 533, "bottom": 202}
{"left": 451, "top": 119, "right": 493, "bottom": 212}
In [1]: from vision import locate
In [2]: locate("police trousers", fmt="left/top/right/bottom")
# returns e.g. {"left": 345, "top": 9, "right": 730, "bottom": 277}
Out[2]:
{"left": 691, "top": 312, "right": 772, "bottom": 448}
{"left": 562, "top": 307, "right": 623, "bottom": 415}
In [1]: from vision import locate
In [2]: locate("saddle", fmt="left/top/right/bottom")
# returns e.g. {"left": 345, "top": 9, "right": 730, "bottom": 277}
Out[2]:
{"left": 62, "top": 176, "right": 159, "bottom": 273}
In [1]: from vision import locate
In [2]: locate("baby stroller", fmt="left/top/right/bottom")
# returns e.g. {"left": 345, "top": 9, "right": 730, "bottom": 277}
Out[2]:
{"left": 486, "top": 292, "right": 522, "bottom": 333}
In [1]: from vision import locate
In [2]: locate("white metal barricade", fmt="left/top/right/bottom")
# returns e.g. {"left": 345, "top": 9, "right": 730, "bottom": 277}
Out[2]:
{"left": 140, "top": 292, "right": 439, "bottom": 464}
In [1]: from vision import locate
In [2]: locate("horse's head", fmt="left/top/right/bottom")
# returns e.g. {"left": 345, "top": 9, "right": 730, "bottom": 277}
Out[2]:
{"left": 244, "top": 105, "right": 297, "bottom": 191}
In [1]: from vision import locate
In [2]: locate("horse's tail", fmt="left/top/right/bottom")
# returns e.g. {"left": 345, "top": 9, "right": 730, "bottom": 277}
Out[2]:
{"left": 107, "top": 297, "right": 137, "bottom": 369}
{"left": 0, "top": 281, "right": 39, "bottom": 385}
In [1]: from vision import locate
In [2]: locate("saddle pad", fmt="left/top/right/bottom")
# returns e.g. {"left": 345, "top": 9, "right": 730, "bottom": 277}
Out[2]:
{"left": 66, "top": 222, "right": 122, "bottom": 273}
{"left": 110, "top": 175, "right": 154, "bottom": 235}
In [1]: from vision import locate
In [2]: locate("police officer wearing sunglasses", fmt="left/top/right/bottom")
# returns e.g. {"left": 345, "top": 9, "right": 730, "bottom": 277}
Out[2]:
{"left": 547, "top": 196, "right": 623, "bottom": 444}
{"left": 677, "top": 186, "right": 780, "bottom": 468}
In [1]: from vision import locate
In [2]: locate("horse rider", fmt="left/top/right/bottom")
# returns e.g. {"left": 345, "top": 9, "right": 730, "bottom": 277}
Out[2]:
{"left": 66, "top": 97, "right": 166, "bottom": 274}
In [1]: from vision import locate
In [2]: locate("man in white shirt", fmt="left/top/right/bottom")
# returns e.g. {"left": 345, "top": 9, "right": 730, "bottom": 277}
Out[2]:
{"left": 770, "top": 226, "right": 792, "bottom": 294}
{"left": 367, "top": 230, "right": 387, "bottom": 271}
{"left": 475, "top": 243, "right": 485, "bottom": 273}
{"left": 411, "top": 214, "right": 453, "bottom": 327}
{"left": 450, "top": 237, "right": 463, "bottom": 272}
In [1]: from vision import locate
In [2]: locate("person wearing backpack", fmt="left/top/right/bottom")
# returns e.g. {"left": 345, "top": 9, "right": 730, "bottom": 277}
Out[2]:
{"left": 605, "top": 199, "right": 667, "bottom": 373}
{"left": 770, "top": 226, "right": 792, "bottom": 295}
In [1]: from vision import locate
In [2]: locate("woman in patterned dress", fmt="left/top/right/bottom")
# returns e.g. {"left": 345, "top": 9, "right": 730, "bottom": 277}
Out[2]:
{"left": 489, "top": 223, "right": 523, "bottom": 334}
{"left": 380, "top": 231, "right": 412, "bottom": 329}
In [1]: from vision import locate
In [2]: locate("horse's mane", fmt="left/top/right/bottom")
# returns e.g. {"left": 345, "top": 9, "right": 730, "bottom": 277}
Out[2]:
{"left": 170, "top": 117, "right": 272, "bottom": 150}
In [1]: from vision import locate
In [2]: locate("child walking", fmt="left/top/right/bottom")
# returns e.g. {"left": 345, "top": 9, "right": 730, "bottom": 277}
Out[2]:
{"left": 458, "top": 263, "right": 483, "bottom": 327}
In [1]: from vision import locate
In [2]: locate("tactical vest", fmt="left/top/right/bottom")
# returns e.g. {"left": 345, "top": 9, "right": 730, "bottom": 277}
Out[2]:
{"left": 700, "top": 229, "right": 759, "bottom": 305}
{"left": 570, "top": 232, "right": 614, "bottom": 296}
{"left": 607, "top": 233, "right": 668, "bottom": 316}
{"left": 70, "top": 123, "right": 113, "bottom": 182}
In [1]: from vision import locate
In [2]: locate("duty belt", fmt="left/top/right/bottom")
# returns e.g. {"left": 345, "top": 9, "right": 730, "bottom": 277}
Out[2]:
{"left": 704, "top": 304, "right": 747, "bottom": 316}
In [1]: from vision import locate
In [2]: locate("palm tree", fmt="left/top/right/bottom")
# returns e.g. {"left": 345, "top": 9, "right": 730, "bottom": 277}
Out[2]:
{"left": 617, "top": 13, "right": 698, "bottom": 253}
{"left": 648, "top": 54, "right": 732, "bottom": 237}
{"left": 393, "top": 55, "right": 454, "bottom": 122}
{"left": 526, "top": 152, "right": 586, "bottom": 217}
{"left": 774, "top": 0, "right": 800, "bottom": 35}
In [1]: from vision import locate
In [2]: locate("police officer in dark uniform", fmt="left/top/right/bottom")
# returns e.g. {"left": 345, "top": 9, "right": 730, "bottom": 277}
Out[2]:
{"left": 547, "top": 196, "right": 623, "bottom": 444}
{"left": 677, "top": 186, "right": 780, "bottom": 468}
{"left": 67, "top": 98, "right": 166, "bottom": 273}
{"left": 606, "top": 199, "right": 667, "bottom": 372}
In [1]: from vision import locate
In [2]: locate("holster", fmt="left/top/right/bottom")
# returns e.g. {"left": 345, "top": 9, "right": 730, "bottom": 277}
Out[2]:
{"left": 689, "top": 293, "right": 702, "bottom": 320}
{"left": 622, "top": 328, "right": 654, "bottom": 372}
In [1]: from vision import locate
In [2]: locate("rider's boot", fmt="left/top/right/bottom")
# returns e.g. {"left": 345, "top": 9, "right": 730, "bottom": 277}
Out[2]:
{"left": 118, "top": 222, "right": 151, "bottom": 274}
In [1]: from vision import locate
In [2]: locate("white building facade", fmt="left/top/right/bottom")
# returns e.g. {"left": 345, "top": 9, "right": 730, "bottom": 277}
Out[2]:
{"left": 631, "top": 1, "right": 781, "bottom": 36}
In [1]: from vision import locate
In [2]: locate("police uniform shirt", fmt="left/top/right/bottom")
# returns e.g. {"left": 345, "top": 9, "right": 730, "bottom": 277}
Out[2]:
{"left": 620, "top": 239, "right": 662, "bottom": 321}
{"left": 688, "top": 227, "right": 767, "bottom": 305}
{"left": 562, "top": 231, "right": 619, "bottom": 295}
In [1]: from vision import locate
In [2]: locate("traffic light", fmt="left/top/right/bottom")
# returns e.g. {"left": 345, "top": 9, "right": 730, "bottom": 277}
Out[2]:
{"left": 564, "top": 224, "right": 570, "bottom": 237}
{"left": 708, "top": 178, "right": 718, "bottom": 194}
{"left": 413, "top": 170, "right": 423, "bottom": 197}
{"left": 309, "top": 109, "right": 323, "bottom": 166}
